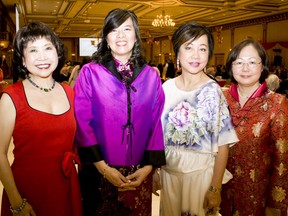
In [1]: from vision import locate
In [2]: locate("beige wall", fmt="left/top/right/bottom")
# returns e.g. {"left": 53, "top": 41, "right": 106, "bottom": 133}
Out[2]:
{"left": 144, "top": 19, "right": 288, "bottom": 68}
{"left": 267, "top": 20, "right": 288, "bottom": 42}
{"left": 60, "top": 19, "right": 288, "bottom": 67}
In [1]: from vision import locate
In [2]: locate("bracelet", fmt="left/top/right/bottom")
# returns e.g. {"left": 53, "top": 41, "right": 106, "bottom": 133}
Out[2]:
{"left": 10, "top": 198, "right": 27, "bottom": 214}
{"left": 208, "top": 185, "right": 222, "bottom": 193}
{"left": 103, "top": 164, "right": 109, "bottom": 178}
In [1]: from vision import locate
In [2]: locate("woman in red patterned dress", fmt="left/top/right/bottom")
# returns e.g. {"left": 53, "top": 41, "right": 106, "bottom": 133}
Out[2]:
{"left": 0, "top": 22, "right": 82, "bottom": 216}
{"left": 220, "top": 39, "right": 288, "bottom": 216}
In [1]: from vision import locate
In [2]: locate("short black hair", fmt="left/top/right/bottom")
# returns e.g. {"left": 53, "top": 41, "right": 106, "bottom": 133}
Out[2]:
{"left": 13, "top": 22, "right": 65, "bottom": 79}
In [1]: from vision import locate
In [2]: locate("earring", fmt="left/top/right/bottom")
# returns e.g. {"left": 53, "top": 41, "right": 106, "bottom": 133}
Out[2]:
{"left": 204, "top": 67, "right": 207, "bottom": 73}
{"left": 23, "top": 63, "right": 26, "bottom": 68}
{"left": 177, "top": 58, "right": 180, "bottom": 69}
{"left": 107, "top": 44, "right": 110, "bottom": 50}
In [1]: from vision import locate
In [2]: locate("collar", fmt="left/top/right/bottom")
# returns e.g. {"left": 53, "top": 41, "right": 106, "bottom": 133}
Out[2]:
{"left": 229, "top": 82, "right": 268, "bottom": 102}
{"left": 114, "top": 58, "right": 132, "bottom": 71}
{"left": 103, "top": 59, "right": 146, "bottom": 83}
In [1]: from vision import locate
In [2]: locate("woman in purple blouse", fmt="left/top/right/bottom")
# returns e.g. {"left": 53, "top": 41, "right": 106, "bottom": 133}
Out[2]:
{"left": 74, "top": 8, "right": 166, "bottom": 216}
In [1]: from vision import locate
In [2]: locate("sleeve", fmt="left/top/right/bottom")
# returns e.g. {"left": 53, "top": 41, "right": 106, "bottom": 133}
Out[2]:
{"left": 141, "top": 74, "right": 166, "bottom": 167}
{"left": 267, "top": 95, "right": 288, "bottom": 215}
{"left": 74, "top": 65, "right": 103, "bottom": 163}
{"left": 216, "top": 86, "right": 239, "bottom": 147}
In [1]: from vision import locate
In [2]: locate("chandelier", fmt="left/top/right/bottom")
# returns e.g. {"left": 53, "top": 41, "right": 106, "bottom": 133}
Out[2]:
{"left": 152, "top": 10, "right": 175, "bottom": 28}
{"left": 215, "top": 26, "right": 223, "bottom": 44}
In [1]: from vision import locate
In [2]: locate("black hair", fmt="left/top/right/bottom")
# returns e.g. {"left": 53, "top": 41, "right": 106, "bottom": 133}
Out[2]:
{"left": 226, "top": 39, "right": 269, "bottom": 84}
{"left": 91, "top": 8, "right": 146, "bottom": 67}
{"left": 13, "top": 22, "right": 65, "bottom": 79}
{"left": 172, "top": 22, "right": 214, "bottom": 61}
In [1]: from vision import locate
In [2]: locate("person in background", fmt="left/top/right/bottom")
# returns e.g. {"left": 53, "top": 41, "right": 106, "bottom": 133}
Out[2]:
{"left": 206, "top": 66, "right": 216, "bottom": 77}
{"left": 165, "top": 59, "right": 175, "bottom": 79}
{"left": 160, "top": 22, "right": 238, "bottom": 216}
{"left": 57, "top": 62, "right": 72, "bottom": 82}
{"left": 220, "top": 39, "right": 288, "bottom": 216}
{"left": 1, "top": 59, "right": 9, "bottom": 79}
{"left": 80, "top": 57, "right": 89, "bottom": 69}
{"left": 266, "top": 73, "right": 280, "bottom": 92}
{"left": 206, "top": 66, "right": 217, "bottom": 81}
{"left": 276, "top": 68, "right": 288, "bottom": 98}
{"left": 157, "top": 63, "right": 164, "bottom": 78}
{"left": 0, "top": 22, "right": 82, "bottom": 216}
{"left": 162, "top": 60, "right": 169, "bottom": 80}
{"left": 74, "top": 8, "right": 166, "bottom": 216}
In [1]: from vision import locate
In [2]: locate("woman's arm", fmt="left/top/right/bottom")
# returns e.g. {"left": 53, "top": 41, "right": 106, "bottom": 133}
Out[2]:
{"left": 211, "top": 144, "right": 229, "bottom": 189}
{"left": 0, "top": 94, "right": 24, "bottom": 206}
{"left": 203, "top": 144, "right": 229, "bottom": 214}
{"left": 0, "top": 93, "right": 36, "bottom": 215}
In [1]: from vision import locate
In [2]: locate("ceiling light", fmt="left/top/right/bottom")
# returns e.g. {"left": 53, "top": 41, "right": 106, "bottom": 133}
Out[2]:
{"left": 152, "top": 10, "right": 175, "bottom": 28}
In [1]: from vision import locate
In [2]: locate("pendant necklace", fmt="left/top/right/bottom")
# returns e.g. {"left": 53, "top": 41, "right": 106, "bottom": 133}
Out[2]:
{"left": 26, "top": 76, "right": 56, "bottom": 92}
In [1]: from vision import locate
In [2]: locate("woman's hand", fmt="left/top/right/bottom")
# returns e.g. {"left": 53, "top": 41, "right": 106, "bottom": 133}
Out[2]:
{"left": 11, "top": 201, "right": 36, "bottom": 216}
{"left": 104, "top": 166, "right": 131, "bottom": 188}
{"left": 203, "top": 190, "right": 221, "bottom": 216}
{"left": 120, "top": 165, "right": 153, "bottom": 191}
{"left": 152, "top": 168, "right": 161, "bottom": 196}
{"left": 94, "top": 160, "right": 130, "bottom": 188}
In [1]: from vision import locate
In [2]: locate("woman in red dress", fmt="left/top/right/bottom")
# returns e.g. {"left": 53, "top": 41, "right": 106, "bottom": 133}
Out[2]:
{"left": 220, "top": 39, "right": 288, "bottom": 216}
{"left": 0, "top": 22, "right": 82, "bottom": 216}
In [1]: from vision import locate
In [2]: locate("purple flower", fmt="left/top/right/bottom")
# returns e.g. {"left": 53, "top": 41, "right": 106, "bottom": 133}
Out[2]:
{"left": 168, "top": 102, "right": 193, "bottom": 131}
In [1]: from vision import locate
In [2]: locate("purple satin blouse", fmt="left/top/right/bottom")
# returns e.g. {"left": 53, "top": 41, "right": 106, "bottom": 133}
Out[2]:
{"left": 74, "top": 62, "right": 165, "bottom": 166}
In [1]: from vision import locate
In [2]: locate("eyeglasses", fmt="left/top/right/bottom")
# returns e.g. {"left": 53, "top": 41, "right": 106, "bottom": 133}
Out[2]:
{"left": 232, "top": 58, "right": 262, "bottom": 69}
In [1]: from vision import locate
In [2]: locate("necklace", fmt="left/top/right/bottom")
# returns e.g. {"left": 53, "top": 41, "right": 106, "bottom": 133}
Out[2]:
{"left": 237, "top": 83, "right": 261, "bottom": 99}
{"left": 27, "top": 76, "right": 56, "bottom": 92}
{"left": 237, "top": 89, "right": 250, "bottom": 99}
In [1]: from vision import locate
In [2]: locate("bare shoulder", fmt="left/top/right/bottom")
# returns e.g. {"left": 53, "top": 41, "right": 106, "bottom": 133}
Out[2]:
{"left": 0, "top": 93, "right": 15, "bottom": 110}
{"left": 0, "top": 93, "right": 16, "bottom": 126}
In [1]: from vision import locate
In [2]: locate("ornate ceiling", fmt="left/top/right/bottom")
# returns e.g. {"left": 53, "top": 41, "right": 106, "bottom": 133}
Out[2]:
{"left": 2, "top": 0, "right": 288, "bottom": 39}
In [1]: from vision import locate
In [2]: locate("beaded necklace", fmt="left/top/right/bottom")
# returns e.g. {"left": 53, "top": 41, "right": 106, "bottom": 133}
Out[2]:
{"left": 26, "top": 76, "right": 56, "bottom": 92}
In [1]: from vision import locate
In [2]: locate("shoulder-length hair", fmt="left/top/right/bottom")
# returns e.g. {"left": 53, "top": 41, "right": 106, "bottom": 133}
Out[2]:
{"left": 172, "top": 22, "right": 214, "bottom": 61}
{"left": 226, "top": 39, "right": 269, "bottom": 84}
{"left": 91, "top": 8, "right": 146, "bottom": 67}
{"left": 13, "top": 22, "right": 65, "bottom": 79}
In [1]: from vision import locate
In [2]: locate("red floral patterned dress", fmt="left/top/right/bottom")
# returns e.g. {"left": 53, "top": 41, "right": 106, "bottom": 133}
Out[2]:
{"left": 221, "top": 82, "right": 288, "bottom": 216}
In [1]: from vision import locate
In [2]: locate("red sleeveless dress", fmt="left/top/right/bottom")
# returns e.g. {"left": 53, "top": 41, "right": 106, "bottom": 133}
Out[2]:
{"left": 1, "top": 82, "right": 82, "bottom": 216}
